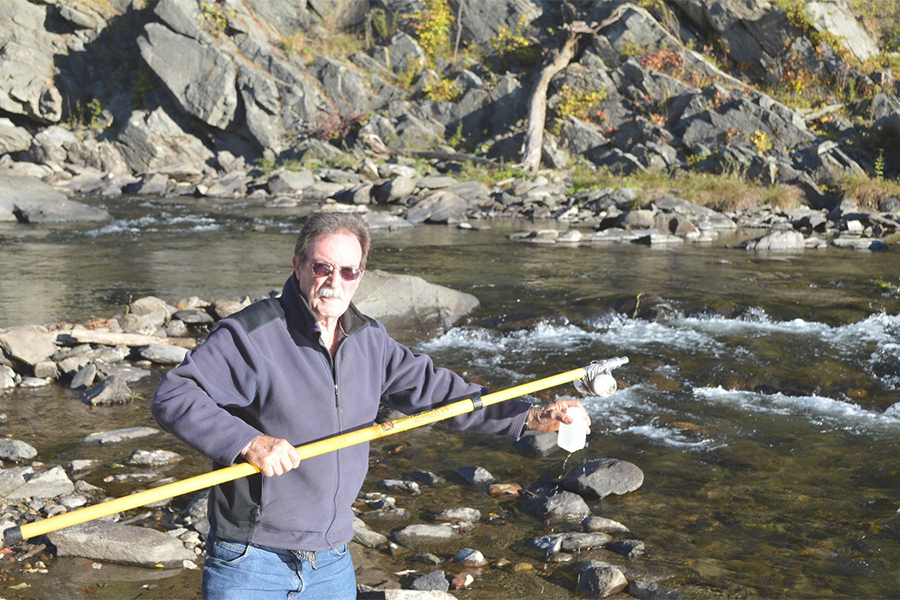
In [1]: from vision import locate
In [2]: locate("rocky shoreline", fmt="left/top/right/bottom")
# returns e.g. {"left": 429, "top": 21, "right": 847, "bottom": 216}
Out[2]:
{"left": 0, "top": 279, "right": 674, "bottom": 599}
{"left": 2, "top": 0, "right": 900, "bottom": 255}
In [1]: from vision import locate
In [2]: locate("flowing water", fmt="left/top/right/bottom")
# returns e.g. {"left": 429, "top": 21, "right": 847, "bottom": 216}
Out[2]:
{"left": 1, "top": 195, "right": 900, "bottom": 599}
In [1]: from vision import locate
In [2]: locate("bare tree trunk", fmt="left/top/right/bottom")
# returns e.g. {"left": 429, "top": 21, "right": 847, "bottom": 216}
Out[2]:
{"left": 454, "top": 0, "right": 465, "bottom": 63}
{"left": 520, "top": 9, "right": 626, "bottom": 172}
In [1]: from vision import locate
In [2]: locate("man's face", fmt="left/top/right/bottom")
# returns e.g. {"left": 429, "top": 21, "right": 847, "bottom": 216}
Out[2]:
{"left": 293, "top": 231, "right": 364, "bottom": 326}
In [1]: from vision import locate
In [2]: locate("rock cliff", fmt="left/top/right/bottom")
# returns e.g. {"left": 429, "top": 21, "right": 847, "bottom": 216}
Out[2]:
{"left": 0, "top": 0, "right": 897, "bottom": 224}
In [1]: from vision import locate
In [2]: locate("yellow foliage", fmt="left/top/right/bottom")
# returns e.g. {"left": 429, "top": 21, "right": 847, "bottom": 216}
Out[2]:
{"left": 406, "top": 0, "right": 453, "bottom": 60}
{"left": 422, "top": 78, "right": 461, "bottom": 102}
{"left": 556, "top": 84, "right": 608, "bottom": 124}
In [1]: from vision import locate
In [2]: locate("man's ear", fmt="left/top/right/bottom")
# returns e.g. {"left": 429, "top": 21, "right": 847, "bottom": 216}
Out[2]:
{"left": 291, "top": 255, "right": 301, "bottom": 277}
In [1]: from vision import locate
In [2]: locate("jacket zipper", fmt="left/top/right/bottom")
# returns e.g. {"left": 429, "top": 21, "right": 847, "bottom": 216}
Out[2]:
{"left": 323, "top": 351, "right": 342, "bottom": 548}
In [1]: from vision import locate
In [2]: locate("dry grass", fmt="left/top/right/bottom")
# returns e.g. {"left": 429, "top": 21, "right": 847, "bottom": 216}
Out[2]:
{"left": 566, "top": 164, "right": 804, "bottom": 212}
{"left": 836, "top": 173, "right": 900, "bottom": 209}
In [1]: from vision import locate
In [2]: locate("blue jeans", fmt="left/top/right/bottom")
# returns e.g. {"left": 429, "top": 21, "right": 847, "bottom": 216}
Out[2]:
{"left": 202, "top": 533, "right": 356, "bottom": 599}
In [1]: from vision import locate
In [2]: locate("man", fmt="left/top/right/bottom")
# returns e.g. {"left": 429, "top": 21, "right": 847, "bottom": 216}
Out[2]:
{"left": 152, "top": 212, "right": 589, "bottom": 599}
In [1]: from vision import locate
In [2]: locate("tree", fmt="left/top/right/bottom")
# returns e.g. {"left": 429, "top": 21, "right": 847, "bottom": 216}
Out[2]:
{"left": 520, "top": 7, "right": 626, "bottom": 172}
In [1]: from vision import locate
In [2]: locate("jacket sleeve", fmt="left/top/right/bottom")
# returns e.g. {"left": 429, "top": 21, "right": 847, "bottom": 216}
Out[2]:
{"left": 151, "top": 320, "right": 266, "bottom": 465}
{"left": 378, "top": 333, "right": 530, "bottom": 439}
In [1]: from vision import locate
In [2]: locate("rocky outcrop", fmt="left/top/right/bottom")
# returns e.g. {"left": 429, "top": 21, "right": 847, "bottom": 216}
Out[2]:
{"left": 0, "top": 0, "right": 893, "bottom": 224}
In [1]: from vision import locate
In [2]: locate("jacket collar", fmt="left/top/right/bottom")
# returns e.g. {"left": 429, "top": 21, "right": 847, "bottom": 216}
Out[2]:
{"left": 282, "top": 275, "right": 370, "bottom": 338}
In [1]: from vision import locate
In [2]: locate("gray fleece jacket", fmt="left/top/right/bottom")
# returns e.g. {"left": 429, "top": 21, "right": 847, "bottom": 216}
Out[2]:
{"left": 151, "top": 275, "right": 530, "bottom": 551}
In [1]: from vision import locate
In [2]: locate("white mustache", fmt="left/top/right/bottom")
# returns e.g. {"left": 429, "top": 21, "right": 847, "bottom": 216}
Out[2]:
{"left": 318, "top": 287, "right": 342, "bottom": 299}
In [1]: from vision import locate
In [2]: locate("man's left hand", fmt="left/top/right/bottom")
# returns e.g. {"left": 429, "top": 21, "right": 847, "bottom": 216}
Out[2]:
{"left": 526, "top": 398, "right": 591, "bottom": 433}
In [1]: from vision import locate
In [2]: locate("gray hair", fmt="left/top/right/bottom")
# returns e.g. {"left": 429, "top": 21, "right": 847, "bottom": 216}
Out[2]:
{"left": 294, "top": 212, "right": 373, "bottom": 269}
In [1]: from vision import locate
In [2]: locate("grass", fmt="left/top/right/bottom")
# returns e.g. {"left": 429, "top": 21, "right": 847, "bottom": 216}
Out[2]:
{"left": 565, "top": 163, "right": 805, "bottom": 212}
{"left": 834, "top": 172, "right": 900, "bottom": 210}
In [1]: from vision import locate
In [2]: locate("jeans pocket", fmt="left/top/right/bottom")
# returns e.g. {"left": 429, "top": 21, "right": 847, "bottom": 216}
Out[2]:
{"left": 206, "top": 538, "right": 251, "bottom": 566}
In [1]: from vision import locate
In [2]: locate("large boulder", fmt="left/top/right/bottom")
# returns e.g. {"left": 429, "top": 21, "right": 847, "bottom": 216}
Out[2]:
{"left": 48, "top": 520, "right": 196, "bottom": 568}
{"left": 0, "top": 176, "right": 111, "bottom": 223}
{"left": 137, "top": 23, "right": 237, "bottom": 130}
{"left": 0, "top": 325, "right": 59, "bottom": 366}
{"left": 354, "top": 270, "right": 479, "bottom": 343}
{"left": 0, "top": 0, "right": 63, "bottom": 124}
{"left": 114, "top": 108, "right": 214, "bottom": 177}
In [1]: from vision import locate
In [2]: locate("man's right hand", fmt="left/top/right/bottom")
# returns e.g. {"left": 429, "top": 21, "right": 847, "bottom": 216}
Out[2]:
{"left": 240, "top": 435, "right": 302, "bottom": 477}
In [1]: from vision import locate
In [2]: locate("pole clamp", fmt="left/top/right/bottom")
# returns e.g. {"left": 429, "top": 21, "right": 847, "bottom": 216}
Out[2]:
{"left": 471, "top": 394, "right": 483, "bottom": 410}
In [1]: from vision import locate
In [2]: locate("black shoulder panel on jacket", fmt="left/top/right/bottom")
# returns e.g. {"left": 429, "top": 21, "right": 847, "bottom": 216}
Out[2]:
{"left": 230, "top": 298, "right": 285, "bottom": 333}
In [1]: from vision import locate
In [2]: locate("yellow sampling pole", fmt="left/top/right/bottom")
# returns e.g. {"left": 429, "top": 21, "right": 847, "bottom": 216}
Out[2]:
{"left": 3, "top": 362, "right": 620, "bottom": 545}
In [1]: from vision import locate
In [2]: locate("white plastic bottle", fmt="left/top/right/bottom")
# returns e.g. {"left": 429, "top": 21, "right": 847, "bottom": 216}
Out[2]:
{"left": 557, "top": 406, "right": 588, "bottom": 453}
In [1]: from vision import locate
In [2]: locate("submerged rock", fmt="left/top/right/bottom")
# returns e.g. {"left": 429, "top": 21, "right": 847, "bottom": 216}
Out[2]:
{"left": 48, "top": 520, "right": 196, "bottom": 568}
{"left": 561, "top": 458, "right": 645, "bottom": 499}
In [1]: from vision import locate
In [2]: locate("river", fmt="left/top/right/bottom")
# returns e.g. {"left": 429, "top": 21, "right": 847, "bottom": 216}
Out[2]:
{"left": 1, "top": 194, "right": 899, "bottom": 599}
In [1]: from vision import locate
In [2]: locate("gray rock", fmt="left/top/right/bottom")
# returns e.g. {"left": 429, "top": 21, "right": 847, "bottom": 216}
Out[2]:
{"left": 96, "top": 363, "right": 151, "bottom": 384}
{"left": 1, "top": 175, "right": 110, "bottom": 223}
{"left": 0, "top": 365, "right": 17, "bottom": 389}
{"left": 583, "top": 516, "right": 630, "bottom": 535}
{"left": 266, "top": 170, "right": 315, "bottom": 195}
{"left": 139, "top": 344, "right": 189, "bottom": 365}
{"left": 404, "top": 190, "right": 470, "bottom": 224}
{"left": 0, "top": 325, "right": 58, "bottom": 366}
{"left": 0, "top": 468, "right": 28, "bottom": 497}
{"left": 831, "top": 237, "right": 889, "bottom": 252}
{"left": 561, "top": 458, "right": 645, "bottom": 499}
{"left": 7, "top": 466, "right": 74, "bottom": 499}
{"left": 171, "top": 308, "right": 214, "bottom": 324}
{"left": 804, "top": 1, "right": 878, "bottom": 61}
{"left": 385, "top": 32, "right": 426, "bottom": 73}
{"left": 410, "top": 570, "right": 449, "bottom": 592}
{"left": 81, "top": 375, "right": 133, "bottom": 405}
{"left": 70, "top": 363, "right": 97, "bottom": 390}
{"left": 390, "top": 523, "right": 457, "bottom": 547}
{"left": 355, "top": 270, "right": 479, "bottom": 342}
{"left": 19, "top": 376, "right": 50, "bottom": 388}
{"left": 435, "top": 507, "right": 480, "bottom": 522}
{"left": 311, "top": 56, "right": 379, "bottom": 115}
{"left": 127, "top": 449, "right": 181, "bottom": 466}
{"left": 452, "top": 547, "right": 487, "bottom": 567}
{"left": 530, "top": 533, "right": 564, "bottom": 554}
{"left": 374, "top": 175, "right": 417, "bottom": 204}
{"left": 626, "top": 580, "right": 692, "bottom": 600}
{"left": 114, "top": 107, "right": 214, "bottom": 177}
{"left": 410, "top": 470, "right": 443, "bottom": 485}
{"left": 0, "top": 439, "right": 37, "bottom": 462}
{"left": 131, "top": 173, "right": 170, "bottom": 195}
{"left": 530, "top": 491, "right": 591, "bottom": 520}
{"left": 129, "top": 296, "right": 175, "bottom": 318}
{"left": 138, "top": 23, "right": 236, "bottom": 129}
{"left": 33, "top": 360, "right": 59, "bottom": 380}
{"left": 606, "top": 539, "right": 646, "bottom": 559}
{"left": 48, "top": 520, "right": 196, "bottom": 568}
{"left": 578, "top": 564, "right": 629, "bottom": 598}
{"left": 379, "top": 479, "right": 421, "bottom": 495}
{"left": 0, "top": 118, "right": 32, "bottom": 154}
{"left": 0, "top": 30, "right": 62, "bottom": 124}
{"left": 739, "top": 230, "right": 805, "bottom": 252}
{"left": 559, "top": 532, "right": 613, "bottom": 552}
{"left": 452, "top": 466, "right": 495, "bottom": 485}
{"left": 82, "top": 427, "right": 159, "bottom": 445}
{"left": 353, "top": 516, "right": 389, "bottom": 548}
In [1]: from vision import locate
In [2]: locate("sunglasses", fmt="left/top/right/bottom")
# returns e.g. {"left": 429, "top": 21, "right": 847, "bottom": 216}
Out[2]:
{"left": 306, "top": 260, "right": 363, "bottom": 281}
